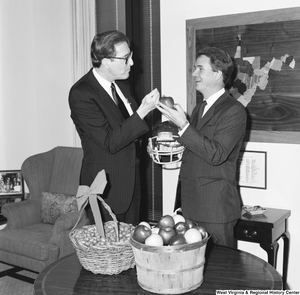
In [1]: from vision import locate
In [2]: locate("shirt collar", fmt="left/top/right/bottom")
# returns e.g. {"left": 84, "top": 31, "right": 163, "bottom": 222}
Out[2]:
{"left": 92, "top": 68, "right": 133, "bottom": 115}
{"left": 92, "top": 68, "right": 112, "bottom": 94}
{"left": 204, "top": 88, "right": 225, "bottom": 107}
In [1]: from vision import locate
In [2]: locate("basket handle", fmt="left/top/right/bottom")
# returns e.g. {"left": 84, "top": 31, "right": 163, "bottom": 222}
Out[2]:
{"left": 97, "top": 196, "right": 120, "bottom": 242}
{"left": 71, "top": 195, "right": 120, "bottom": 242}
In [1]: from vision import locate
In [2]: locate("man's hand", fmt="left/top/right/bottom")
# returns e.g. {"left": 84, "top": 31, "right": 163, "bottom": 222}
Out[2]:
{"left": 137, "top": 88, "right": 160, "bottom": 119}
{"left": 156, "top": 102, "right": 188, "bottom": 130}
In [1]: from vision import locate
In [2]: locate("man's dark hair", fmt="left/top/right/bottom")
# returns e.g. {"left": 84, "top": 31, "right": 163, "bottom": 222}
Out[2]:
{"left": 197, "top": 47, "right": 234, "bottom": 87}
{"left": 91, "top": 30, "right": 130, "bottom": 68}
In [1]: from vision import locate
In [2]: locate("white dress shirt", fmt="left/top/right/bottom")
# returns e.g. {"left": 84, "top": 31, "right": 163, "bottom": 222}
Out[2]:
{"left": 179, "top": 88, "right": 225, "bottom": 135}
{"left": 92, "top": 68, "right": 133, "bottom": 116}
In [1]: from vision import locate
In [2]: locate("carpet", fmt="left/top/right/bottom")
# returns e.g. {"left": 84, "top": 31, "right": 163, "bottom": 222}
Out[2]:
{"left": 0, "top": 263, "right": 37, "bottom": 295}
{"left": 0, "top": 223, "right": 37, "bottom": 295}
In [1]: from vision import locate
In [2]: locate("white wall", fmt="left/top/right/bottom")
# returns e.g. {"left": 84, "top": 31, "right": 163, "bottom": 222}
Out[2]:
{"left": 160, "top": 0, "right": 300, "bottom": 289}
{"left": 0, "top": 0, "right": 74, "bottom": 170}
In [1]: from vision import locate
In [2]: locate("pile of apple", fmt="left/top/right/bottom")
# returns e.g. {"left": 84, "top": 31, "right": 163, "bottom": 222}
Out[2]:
{"left": 73, "top": 223, "right": 135, "bottom": 248}
{"left": 132, "top": 214, "right": 207, "bottom": 246}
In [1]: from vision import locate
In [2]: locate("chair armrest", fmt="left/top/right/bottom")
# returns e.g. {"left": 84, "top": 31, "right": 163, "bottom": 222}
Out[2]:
{"left": 50, "top": 210, "right": 90, "bottom": 257}
{"left": 53, "top": 211, "right": 86, "bottom": 232}
{"left": 51, "top": 210, "right": 89, "bottom": 239}
{"left": 2, "top": 200, "right": 41, "bottom": 230}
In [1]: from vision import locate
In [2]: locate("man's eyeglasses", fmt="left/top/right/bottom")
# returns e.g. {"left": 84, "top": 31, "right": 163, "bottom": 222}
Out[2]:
{"left": 106, "top": 51, "right": 133, "bottom": 65}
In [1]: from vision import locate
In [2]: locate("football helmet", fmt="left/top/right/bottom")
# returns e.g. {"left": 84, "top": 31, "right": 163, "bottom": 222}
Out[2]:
{"left": 148, "top": 121, "right": 185, "bottom": 165}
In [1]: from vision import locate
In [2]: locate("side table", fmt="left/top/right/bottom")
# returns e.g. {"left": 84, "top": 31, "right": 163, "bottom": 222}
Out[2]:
{"left": 234, "top": 207, "right": 291, "bottom": 289}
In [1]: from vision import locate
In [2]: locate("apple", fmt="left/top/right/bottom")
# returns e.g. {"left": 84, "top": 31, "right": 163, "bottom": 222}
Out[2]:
{"left": 132, "top": 224, "right": 152, "bottom": 243}
{"left": 185, "top": 218, "right": 198, "bottom": 229}
{"left": 145, "top": 233, "right": 164, "bottom": 246}
{"left": 173, "top": 221, "right": 189, "bottom": 235}
{"left": 169, "top": 234, "right": 187, "bottom": 246}
{"left": 172, "top": 214, "right": 186, "bottom": 225}
{"left": 194, "top": 225, "right": 207, "bottom": 239}
{"left": 157, "top": 214, "right": 175, "bottom": 228}
{"left": 151, "top": 227, "right": 160, "bottom": 234}
{"left": 158, "top": 226, "right": 176, "bottom": 245}
{"left": 139, "top": 221, "right": 151, "bottom": 229}
{"left": 184, "top": 228, "right": 203, "bottom": 244}
{"left": 159, "top": 96, "right": 174, "bottom": 109}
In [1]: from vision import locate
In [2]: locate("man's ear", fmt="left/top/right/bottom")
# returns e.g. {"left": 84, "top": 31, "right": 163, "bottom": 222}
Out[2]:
{"left": 102, "top": 57, "right": 110, "bottom": 69}
{"left": 214, "top": 70, "right": 223, "bottom": 81}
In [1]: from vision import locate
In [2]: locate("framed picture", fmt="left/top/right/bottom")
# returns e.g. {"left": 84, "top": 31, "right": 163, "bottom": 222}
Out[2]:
{"left": 237, "top": 151, "right": 267, "bottom": 189}
{"left": 0, "top": 170, "right": 24, "bottom": 222}
{"left": 0, "top": 170, "right": 24, "bottom": 199}
{"left": 186, "top": 7, "right": 300, "bottom": 144}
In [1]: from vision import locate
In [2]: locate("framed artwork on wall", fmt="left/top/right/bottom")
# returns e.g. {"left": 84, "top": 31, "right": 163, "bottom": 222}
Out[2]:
{"left": 237, "top": 151, "right": 267, "bottom": 189}
{"left": 186, "top": 7, "right": 300, "bottom": 144}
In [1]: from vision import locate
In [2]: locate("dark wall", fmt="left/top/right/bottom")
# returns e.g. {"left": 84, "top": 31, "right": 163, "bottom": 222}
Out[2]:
{"left": 95, "top": 0, "right": 162, "bottom": 222}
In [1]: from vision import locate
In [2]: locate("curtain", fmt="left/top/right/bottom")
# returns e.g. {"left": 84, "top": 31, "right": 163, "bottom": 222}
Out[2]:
{"left": 70, "top": 0, "right": 96, "bottom": 147}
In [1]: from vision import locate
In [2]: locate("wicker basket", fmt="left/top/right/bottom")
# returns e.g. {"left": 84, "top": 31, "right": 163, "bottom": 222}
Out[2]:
{"left": 130, "top": 233, "right": 209, "bottom": 294}
{"left": 69, "top": 196, "right": 135, "bottom": 275}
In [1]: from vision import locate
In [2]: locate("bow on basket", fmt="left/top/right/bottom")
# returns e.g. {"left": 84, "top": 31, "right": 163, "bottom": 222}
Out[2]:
{"left": 74, "top": 170, "right": 107, "bottom": 237}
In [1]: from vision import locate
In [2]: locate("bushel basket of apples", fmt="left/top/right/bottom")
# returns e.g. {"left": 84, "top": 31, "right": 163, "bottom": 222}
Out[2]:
{"left": 69, "top": 171, "right": 136, "bottom": 275}
{"left": 130, "top": 213, "right": 210, "bottom": 294}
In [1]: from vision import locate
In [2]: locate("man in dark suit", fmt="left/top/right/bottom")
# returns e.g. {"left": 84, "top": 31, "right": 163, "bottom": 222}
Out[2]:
{"left": 69, "top": 30, "right": 159, "bottom": 225}
{"left": 156, "top": 47, "right": 247, "bottom": 247}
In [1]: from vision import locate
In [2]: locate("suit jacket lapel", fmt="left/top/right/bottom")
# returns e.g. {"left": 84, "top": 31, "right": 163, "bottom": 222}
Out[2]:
{"left": 191, "top": 103, "right": 202, "bottom": 126}
{"left": 84, "top": 70, "right": 126, "bottom": 123}
{"left": 116, "top": 81, "right": 138, "bottom": 112}
{"left": 85, "top": 69, "right": 138, "bottom": 115}
{"left": 195, "top": 92, "right": 229, "bottom": 130}
{"left": 86, "top": 69, "right": 115, "bottom": 104}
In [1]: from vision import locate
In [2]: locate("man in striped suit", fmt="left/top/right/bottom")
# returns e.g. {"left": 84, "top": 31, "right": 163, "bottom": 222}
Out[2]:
{"left": 69, "top": 30, "right": 159, "bottom": 225}
{"left": 156, "top": 47, "right": 247, "bottom": 247}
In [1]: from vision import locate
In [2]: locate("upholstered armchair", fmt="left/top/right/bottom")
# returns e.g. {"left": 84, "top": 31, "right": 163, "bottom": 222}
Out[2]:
{"left": 0, "top": 146, "right": 89, "bottom": 273}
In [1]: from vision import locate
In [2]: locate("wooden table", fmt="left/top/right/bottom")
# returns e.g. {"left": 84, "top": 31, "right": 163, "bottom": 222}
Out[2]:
{"left": 34, "top": 245, "right": 282, "bottom": 295}
{"left": 234, "top": 207, "right": 291, "bottom": 289}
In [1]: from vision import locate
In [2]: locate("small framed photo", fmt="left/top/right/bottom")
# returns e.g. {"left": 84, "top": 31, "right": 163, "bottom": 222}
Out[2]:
{"left": 0, "top": 170, "right": 24, "bottom": 199}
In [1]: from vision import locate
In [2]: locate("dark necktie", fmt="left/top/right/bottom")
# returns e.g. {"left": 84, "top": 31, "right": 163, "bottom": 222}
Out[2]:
{"left": 195, "top": 100, "right": 207, "bottom": 126}
{"left": 111, "top": 83, "right": 129, "bottom": 119}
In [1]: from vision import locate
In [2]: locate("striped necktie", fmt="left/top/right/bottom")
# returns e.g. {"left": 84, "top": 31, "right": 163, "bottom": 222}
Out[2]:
{"left": 195, "top": 100, "right": 207, "bottom": 126}
{"left": 111, "top": 83, "right": 129, "bottom": 119}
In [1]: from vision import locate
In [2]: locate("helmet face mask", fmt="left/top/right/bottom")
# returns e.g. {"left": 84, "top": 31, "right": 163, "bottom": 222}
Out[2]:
{"left": 148, "top": 121, "right": 185, "bottom": 165}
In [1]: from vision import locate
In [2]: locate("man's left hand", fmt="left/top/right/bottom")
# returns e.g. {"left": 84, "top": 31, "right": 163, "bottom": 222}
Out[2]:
{"left": 156, "top": 102, "right": 188, "bottom": 129}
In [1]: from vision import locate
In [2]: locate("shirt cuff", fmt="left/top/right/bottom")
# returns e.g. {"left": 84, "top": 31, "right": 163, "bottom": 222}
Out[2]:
{"left": 178, "top": 121, "right": 190, "bottom": 136}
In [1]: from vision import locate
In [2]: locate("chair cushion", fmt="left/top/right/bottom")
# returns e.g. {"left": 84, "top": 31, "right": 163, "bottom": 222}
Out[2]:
{"left": 41, "top": 192, "right": 78, "bottom": 224}
{"left": 0, "top": 223, "right": 54, "bottom": 261}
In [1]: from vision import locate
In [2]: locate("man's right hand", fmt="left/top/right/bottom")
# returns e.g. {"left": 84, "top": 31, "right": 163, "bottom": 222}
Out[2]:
{"left": 136, "top": 88, "right": 160, "bottom": 119}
